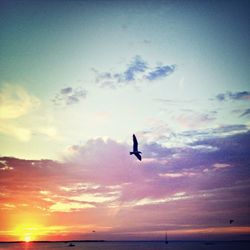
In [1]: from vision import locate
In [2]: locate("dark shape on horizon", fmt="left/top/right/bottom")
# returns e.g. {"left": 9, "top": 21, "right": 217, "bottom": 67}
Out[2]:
{"left": 204, "top": 242, "right": 215, "bottom": 245}
{"left": 165, "top": 231, "right": 168, "bottom": 244}
{"left": 230, "top": 219, "right": 234, "bottom": 224}
{"left": 130, "top": 134, "right": 142, "bottom": 161}
{"left": 92, "top": 230, "right": 96, "bottom": 233}
{"left": 68, "top": 242, "right": 75, "bottom": 247}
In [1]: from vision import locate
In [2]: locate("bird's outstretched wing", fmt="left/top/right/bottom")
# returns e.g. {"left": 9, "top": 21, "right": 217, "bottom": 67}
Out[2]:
{"left": 133, "top": 134, "right": 138, "bottom": 151}
{"left": 134, "top": 152, "right": 142, "bottom": 161}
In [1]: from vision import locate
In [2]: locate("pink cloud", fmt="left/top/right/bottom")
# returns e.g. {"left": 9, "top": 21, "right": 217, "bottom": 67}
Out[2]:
{"left": 0, "top": 133, "right": 250, "bottom": 241}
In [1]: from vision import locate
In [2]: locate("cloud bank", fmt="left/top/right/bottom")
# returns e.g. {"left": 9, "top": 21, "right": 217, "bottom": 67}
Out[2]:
{"left": 1, "top": 129, "right": 250, "bottom": 240}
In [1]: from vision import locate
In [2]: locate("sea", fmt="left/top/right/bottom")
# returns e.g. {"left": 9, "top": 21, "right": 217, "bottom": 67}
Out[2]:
{"left": 0, "top": 241, "right": 250, "bottom": 250}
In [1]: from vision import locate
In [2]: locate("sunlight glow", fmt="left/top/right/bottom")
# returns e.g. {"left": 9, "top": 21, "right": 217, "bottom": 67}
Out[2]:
{"left": 13, "top": 224, "right": 43, "bottom": 242}
{"left": 24, "top": 235, "right": 31, "bottom": 242}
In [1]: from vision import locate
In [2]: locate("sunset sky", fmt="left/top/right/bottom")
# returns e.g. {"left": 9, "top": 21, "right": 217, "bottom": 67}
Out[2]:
{"left": 0, "top": 0, "right": 250, "bottom": 242}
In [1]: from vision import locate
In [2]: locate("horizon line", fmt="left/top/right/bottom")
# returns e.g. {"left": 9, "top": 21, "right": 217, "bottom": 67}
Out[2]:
{"left": 1, "top": 239, "right": 250, "bottom": 243}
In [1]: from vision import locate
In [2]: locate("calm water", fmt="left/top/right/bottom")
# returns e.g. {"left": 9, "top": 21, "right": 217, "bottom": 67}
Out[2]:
{"left": 0, "top": 241, "right": 249, "bottom": 250}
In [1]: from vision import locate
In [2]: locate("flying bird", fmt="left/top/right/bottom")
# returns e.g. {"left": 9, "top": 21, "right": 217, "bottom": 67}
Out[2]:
{"left": 130, "top": 134, "right": 142, "bottom": 161}
{"left": 229, "top": 219, "right": 234, "bottom": 224}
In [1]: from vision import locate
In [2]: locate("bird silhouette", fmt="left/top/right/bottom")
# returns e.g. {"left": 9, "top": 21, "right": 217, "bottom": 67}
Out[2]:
{"left": 229, "top": 219, "right": 234, "bottom": 224}
{"left": 130, "top": 134, "right": 142, "bottom": 161}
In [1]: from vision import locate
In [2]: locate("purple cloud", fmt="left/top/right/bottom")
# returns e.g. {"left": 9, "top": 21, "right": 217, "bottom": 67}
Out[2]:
{"left": 1, "top": 131, "right": 250, "bottom": 240}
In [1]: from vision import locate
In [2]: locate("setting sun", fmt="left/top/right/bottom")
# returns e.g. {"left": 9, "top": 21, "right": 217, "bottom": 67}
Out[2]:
{"left": 24, "top": 235, "right": 31, "bottom": 242}
{"left": 12, "top": 223, "right": 44, "bottom": 242}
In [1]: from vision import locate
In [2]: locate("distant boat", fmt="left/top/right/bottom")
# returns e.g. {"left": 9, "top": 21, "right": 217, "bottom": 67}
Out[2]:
{"left": 165, "top": 231, "right": 168, "bottom": 244}
{"left": 68, "top": 242, "right": 75, "bottom": 247}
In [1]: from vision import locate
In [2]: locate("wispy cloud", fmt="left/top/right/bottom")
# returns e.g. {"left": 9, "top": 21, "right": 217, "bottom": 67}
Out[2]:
{"left": 240, "top": 108, "right": 250, "bottom": 117}
{"left": 52, "top": 87, "right": 87, "bottom": 106}
{"left": 0, "top": 122, "right": 32, "bottom": 142}
{"left": 175, "top": 111, "right": 216, "bottom": 130}
{"left": 0, "top": 84, "right": 40, "bottom": 141}
{"left": 215, "top": 91, "right": 250, "bottom": 101}
{"left": 49, "top": 202, "right": 94, "bottom": 213}
{"left": 94, "top": 55, "right": 176, "bottom": 88}
{"left": 0, "top": 84, "right": 40, "bottom": 119}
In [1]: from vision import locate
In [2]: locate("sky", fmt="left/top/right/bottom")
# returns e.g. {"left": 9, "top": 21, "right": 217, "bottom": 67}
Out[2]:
{"left": 0, "top": 0, "right": 250, "bottom": 242}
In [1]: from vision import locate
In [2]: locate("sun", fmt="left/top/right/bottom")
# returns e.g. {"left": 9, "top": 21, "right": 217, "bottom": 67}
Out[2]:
{"left": 13, "top": 222, "right": 43, "bottom": 242}
{"left": 24, "top": 235, "right": 31, "bottom": 242}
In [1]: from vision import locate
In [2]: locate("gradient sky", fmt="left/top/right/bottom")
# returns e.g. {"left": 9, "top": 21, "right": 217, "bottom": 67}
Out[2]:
{"left": 0, "top": 0, "right": 250, "bottom": 242}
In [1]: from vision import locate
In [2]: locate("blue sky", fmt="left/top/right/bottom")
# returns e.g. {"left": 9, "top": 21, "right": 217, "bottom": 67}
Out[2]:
{"left": 0, "top": 0, "right": 249, "bottom": 159}
{"left": 0, "top": 0, "right": 250, "bottom": 241}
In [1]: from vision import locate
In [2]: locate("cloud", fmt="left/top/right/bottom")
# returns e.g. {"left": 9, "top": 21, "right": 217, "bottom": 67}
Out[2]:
{"left": 0, "top": 84, "right": 42, "bottom": 141}
{"left": 60, "top": 87, "right": 73, "bottom": 95}
{"left": 0, "top": 84, "right": 40, "bottom": 119}
{"left": 49, "top": 202, "right": 94, "bottom": 213}
{"left": 94, "top": 55, "right": 176, "bottom": 88}
{"left": 187, "top": 131, "right": 250, "bottom": 173}
{"left": 143, "top": 39, "right": 151, "bottom": 44}
{"left": 215, "top": 91, "right": 250, "bottom": 101}
{"left": 0, "top": 131, "right": 250, "bottom": 240}
{"left": 0, "top": 122, "right": 31, "bottom": 142}
{"left": 145, "top": 65, "right": 176, "bottom": 81}
{"left": 178, "top": 124, "right": 249, "bottom": 144}
{"left": 159, "top": 171, "right": 197, "bottom": 178}
{"left": 240, "top": 108, "right": 250, "bottom": 117}
{"left": 212, "top": 163, "right": 231, "bottom": 170}
{"left": 52, "top": 87, "right": 87, "bottom": 106}
{"left": 123, "top": 56, "right": 148, "bottom": 81}
{"left": 94, "top": 56, "right": 147, "bottom": 88}
{"left": 215, "top": 93, "right": 226, "bottom": 101}
{"left": 175, "top": 111, "right": 216, "bottom": 130}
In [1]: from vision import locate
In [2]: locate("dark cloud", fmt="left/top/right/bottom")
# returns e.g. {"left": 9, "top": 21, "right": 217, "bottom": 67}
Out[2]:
{"left": 60, "top": 87, "right": 73, "bottom": 94}
{"left": 143, "top": 39, "right": 151, "bottom": 44}
{"left": 124, "top": 56, "right": 148, "bottom": 81}
{"left": 52, "top": 87, "right": 87, "bottom": 106}
{"left": 240, "top": 108, "right": 250, "bottom": 117}
{"left": 215, "top": 91, "right": 250, "bottom": 101}
{"left": 145, "top": 65, "right": 176, "bottom": 81}
{"left": 94, "top": 56, "right": 147, "bottom": 88}
{"left": 94, "top": 55, "right": 176, "bottom": 88}
{"left": 186, "top": 131, "right": 250, "bottom": 175}
{"left": 228, "top": 91, "right": 250, "bottom": 100}
{"left": 215, "top": 93, "right": 226, "bottom": 101}
{"left": 179, "top": 124, "right": 248, "bottom": 141}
